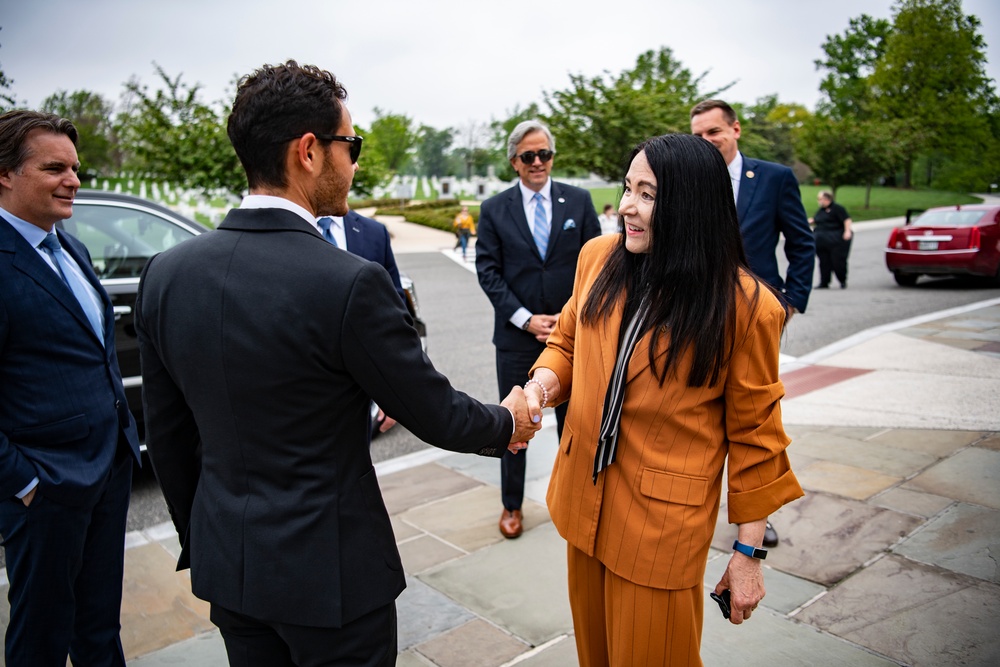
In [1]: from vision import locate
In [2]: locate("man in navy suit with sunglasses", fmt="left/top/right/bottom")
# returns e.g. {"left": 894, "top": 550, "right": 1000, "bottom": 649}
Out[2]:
{"left": 476, "top": 120, "right": 601, "bottom": 539}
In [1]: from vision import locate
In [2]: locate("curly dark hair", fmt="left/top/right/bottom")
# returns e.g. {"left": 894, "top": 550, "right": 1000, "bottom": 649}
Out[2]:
{"left": 227, "top": 60, "right": 348, "bottom": 189}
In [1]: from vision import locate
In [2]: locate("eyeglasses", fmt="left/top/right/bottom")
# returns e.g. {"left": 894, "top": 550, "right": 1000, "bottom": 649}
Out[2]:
{"left": 282, "top": 133, "right": 364, "bottom": 163}
{"left": 514, "top": 149, "right": 555, "bottom": 165}
{"left": 316, "top": 134, "right": 363, "bottom": 163}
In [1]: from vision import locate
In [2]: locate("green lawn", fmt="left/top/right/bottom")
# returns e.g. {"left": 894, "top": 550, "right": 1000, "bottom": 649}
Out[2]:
{"left": 586, "top": 184, "right": 980, "bottom": 223}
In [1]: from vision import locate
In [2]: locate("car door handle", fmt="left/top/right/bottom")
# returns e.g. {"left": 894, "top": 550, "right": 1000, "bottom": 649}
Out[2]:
{"left": 113, "top": 305, "right": 133, "bottom": 321}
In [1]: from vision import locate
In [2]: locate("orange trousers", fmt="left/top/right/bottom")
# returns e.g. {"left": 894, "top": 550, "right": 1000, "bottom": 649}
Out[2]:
{"left": 567, "top": 543, "right": 704, "bottom": 667}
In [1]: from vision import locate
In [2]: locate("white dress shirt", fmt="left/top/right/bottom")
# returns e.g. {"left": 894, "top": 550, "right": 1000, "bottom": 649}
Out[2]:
{"left": 728, "top": 152, "right": 744, "bottom": 205}
{"left": 510, "top": 179, "right": 553, "bottom": 329}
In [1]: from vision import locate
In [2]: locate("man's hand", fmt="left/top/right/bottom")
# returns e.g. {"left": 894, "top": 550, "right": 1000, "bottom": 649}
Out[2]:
{"left": 501, "top": 385, "right": 542, "bottom": 452}
{"left": 376, "top": 409, "right": 397, "bottom": 433}
{"left": 21, "top": 487, "right": 37, "bottom": 507}
{"left": 526, "top": 314, "right": 558, "bottom": 343}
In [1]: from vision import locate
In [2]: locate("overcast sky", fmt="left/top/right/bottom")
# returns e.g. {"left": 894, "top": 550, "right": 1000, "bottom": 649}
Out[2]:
{"left": 3, "top": 0, "right": 998, "bottom": 131}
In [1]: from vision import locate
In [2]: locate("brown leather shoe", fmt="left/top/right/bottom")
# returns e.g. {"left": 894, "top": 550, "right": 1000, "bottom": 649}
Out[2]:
{"left": 499, "top": 509, "right": 523, "bottom": 539}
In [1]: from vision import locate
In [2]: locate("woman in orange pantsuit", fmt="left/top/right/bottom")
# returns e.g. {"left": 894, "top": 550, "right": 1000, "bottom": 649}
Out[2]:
{"left": 524, "top": 134, "right": 803, "bottom": 666}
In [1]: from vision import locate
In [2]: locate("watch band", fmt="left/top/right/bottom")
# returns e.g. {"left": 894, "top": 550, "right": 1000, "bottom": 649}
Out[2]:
{"left": 733, "top": 540, "right": 767, "bottom": 559}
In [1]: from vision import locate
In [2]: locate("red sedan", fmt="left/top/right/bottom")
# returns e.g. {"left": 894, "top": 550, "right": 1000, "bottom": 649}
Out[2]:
{"left": 885, "top": 204, "right": 1000, "bottom": 286}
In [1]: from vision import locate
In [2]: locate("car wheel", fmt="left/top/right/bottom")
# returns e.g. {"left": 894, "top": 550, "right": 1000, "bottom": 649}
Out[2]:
{"left": 893, "top": 271, "right": 919, "bottom": 287}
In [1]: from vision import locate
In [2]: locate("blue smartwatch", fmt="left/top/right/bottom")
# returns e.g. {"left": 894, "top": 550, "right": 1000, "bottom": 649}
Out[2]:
{"left": 733, "top": 540, "right": 767, "bottom": 560}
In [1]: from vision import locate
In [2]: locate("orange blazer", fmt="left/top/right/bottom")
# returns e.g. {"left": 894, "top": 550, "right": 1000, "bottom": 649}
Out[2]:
{"left": 533, "top": 235, "right": 803, "bottom": 590}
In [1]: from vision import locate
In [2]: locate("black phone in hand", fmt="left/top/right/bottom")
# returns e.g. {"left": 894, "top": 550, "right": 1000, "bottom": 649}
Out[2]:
{"left": 710, "top": 589, "right": 731, "bottom": 619}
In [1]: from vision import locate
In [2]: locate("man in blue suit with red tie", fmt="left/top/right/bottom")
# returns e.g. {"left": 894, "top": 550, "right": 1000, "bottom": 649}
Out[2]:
{"left": 0, "top": 110, "right": 141, "bottom": 666}
{"left": 691, "top": 99, "right": 815, "bottom": 548}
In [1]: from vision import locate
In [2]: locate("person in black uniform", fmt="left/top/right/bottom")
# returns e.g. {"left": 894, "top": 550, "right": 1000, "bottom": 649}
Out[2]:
{"left": 810, "top": 191, "right": 853, "bottom": 289}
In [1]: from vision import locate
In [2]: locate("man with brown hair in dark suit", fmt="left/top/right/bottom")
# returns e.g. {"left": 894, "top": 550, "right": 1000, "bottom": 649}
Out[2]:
{"left": 136, "top": 61, "right": 540, "bottom": 667}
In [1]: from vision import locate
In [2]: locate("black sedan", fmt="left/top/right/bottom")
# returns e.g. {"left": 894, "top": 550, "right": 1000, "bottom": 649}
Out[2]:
{"left": 58, "top": 191, "right": 426, "bottom": 444}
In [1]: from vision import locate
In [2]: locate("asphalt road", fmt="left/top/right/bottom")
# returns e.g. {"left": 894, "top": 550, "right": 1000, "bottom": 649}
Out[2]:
{"left": 124, "top": 220, "right": 1000, "bottom": 534}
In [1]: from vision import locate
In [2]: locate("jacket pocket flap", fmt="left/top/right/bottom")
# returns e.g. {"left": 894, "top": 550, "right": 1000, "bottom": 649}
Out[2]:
{"left": 11, "top": 414, "right": 89, "bottom": 446}
{"left": 639, "top": 469, "right": 709, "bottom": 506}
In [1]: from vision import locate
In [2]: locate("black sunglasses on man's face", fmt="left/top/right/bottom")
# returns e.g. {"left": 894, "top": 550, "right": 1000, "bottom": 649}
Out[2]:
{"left": 316, "top": 134, "right": 363, "bottom": 164}
{"left": 514, "top": 149, "right": 555, "bottom": 165}
{"left": 283, "top": 133, "right": 364, "bottom": 163}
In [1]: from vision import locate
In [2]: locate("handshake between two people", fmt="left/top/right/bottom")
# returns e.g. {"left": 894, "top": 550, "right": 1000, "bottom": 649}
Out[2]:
{"left": 500, "top": 385, "right": 545, "bottom": 454}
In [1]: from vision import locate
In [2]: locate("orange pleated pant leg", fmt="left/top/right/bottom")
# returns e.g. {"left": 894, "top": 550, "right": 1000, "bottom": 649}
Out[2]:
{"left": 567, "top": 544, "right": 704, "bottom": 667}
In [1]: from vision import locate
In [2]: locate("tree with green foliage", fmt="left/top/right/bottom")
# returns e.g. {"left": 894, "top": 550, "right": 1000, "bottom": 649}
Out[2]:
{"left": 870, "top": 0, "right": 996, "bottom": 187}
{"left": 41, "top": 90, "right": 117, "bottom": 178}
{"left": 415, "top": 125, "right": 453, "bottom": 177}
{"left": 543, "top": 48, "right": 725, "bottom": 182}
{"left": 116, "top": 65, "right": 245, "bottom": 196}
{"left": 368, "top": 108, "right": 416, "bottom": 173}
{"left": 798, "top": 115, "right": 907, "bottom": 206}
{"left": 0, "top": 29, "right": 16, "bottom": 111}
{"left": 452, "top": 120, "right": 496, "bottom": 179}
{"left": 737, "top": 95, "right": 811, "bottom": 165}
{"left": 350, "top": 122, "right": 391, "bottom": 198}
{"left": 815, "top": 14, "right": 892, "bottom": 119}
{"left": 0, "top": 67, "right": 14, "bottom": 112}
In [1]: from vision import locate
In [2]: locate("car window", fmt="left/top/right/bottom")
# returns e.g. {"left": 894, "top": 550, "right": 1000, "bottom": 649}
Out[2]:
{"left": 61, "top": 203, "right": 198, "bottom": 279}
{"left": 913, "top": 210, "right": 986, "bottom": 228}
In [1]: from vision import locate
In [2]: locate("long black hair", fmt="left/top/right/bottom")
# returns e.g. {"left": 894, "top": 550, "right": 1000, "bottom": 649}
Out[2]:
{"left": 581, "top": 133, "right": 781, "bottom": 387}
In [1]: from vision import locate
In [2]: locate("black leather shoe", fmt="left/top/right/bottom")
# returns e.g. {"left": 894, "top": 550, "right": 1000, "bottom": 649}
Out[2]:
{"left": 763, "top": 521, "right": 779, "bottom": 548}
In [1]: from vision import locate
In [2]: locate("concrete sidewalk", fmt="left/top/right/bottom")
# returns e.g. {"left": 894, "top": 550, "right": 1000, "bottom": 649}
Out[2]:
{"left": 119, "top": 299, "right": 1000, "bottom": 666}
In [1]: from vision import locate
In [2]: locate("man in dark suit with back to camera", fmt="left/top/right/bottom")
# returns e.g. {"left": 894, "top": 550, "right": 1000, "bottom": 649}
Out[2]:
{"left": 691, "top": 98, "right": 815, "bottom": 548}
{"left": 476, "top": 120, "right": 601, "bottom": 539}
{"left": 136, "top": 61, "right": 540, "bottom": 667}
{"left": 0, "top": 110, "right": 141, "bottom": 667}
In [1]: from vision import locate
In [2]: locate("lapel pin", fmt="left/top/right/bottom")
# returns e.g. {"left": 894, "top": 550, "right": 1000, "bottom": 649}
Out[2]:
{"left": 557, "top": 197, "right": 565, "bottom": 204}
{"left": 746, "top": 171, "right": 755, "bottom": 179}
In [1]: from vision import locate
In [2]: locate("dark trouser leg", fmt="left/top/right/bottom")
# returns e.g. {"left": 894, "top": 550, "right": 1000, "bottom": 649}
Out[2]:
{"left": 212, "top": 601, "right": 397, "bottom": 667}
{"left": 833, "top": 237, "right": 852, "bottom": 286}
{"left": 496, "top": 347, "right": 543, "bottom": 510}
{"left": 0, "top": 457, "right": 130, "bottom": 667}
{"left": 70, "top": 455, "right": 132, "bottom": 667}
{"left": 815, "top": 241, "right": 832, "bottom": 286}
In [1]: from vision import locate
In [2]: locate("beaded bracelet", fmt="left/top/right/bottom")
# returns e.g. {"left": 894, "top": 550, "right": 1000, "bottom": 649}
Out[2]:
{"left": 524, "top": 378, "right": 549, "bottom": 410}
